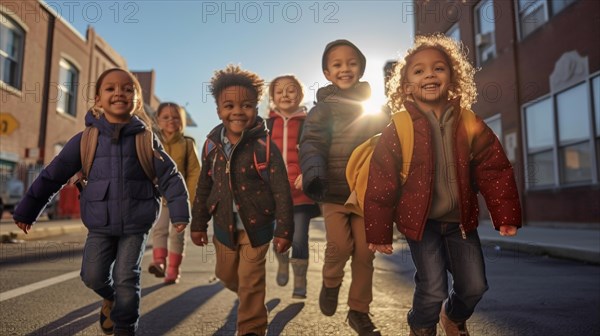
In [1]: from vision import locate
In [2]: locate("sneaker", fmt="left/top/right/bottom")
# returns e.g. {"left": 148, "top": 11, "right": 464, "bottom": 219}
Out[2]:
{"left": 346, "top": 309, "right": 382, "bottom": 336}
{"left": 99, "top": 299, "right": 114, "bottom": 335}
{"left": 318, "top": 282, "right": 341, "bottom": 316}
{"left": 440, "top": 303, "right": 470, "bottom": 336}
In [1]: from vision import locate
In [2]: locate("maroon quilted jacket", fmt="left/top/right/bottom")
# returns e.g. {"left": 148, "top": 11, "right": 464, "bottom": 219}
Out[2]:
{"left": 364, "top": 98, "right": 522, "bottom": 243}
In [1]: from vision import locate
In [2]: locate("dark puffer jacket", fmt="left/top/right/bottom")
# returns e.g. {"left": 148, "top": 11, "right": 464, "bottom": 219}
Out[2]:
{"left": 13, "top": 111, "right": 191, "bottom": 235}
{"left": 299, "top": 82, "right": 390, "bottom": 204}
{"left": 191, "top": 117, "right": 294, "bottom": 249}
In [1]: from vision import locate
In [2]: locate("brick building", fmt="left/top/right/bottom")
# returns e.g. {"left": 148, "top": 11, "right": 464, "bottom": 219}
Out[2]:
{"left": 0, "top": 0, "right": 195, "bottom": 198}
{"left": 412, "top": 0, "right": 599, "bottom": 225}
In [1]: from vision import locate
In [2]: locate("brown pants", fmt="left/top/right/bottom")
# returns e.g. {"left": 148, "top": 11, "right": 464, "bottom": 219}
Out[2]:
{"left": 214, "top": 230, "right": 270, "bottom": 336}
{"left": 322, "top": 202, "right": 375, "bottom": 313}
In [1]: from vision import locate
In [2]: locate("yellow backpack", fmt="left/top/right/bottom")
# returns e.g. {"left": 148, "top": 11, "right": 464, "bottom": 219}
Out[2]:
{"left": 344, "top": 108, "right": 477, "bottom": 216}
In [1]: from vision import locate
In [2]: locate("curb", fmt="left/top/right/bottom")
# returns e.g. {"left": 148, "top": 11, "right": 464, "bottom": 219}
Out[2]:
{"left": 1, "top": 224, "right": 87, "bottom": 243}
{"left": 481, "top": 238, "right": 600, "bottom": 265}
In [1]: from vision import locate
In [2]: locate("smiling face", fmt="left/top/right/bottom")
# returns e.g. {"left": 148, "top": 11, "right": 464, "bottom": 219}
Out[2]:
{"left": 217, "top": 85, "right": 258, "bottom": 144}
{"left": 323, "top": 45, "right": 362, "bottom": 90}
{"left": 403, "top": 47, "right": 452, "bottom": 110}
{"left": 94, "top": 70, "right": 140, "bottom": 123}
{"left": 157, "top": 104, "right": 183, "bottom": 138}
{"left": 272, "top": 77, "right": 302, "bottom": 115}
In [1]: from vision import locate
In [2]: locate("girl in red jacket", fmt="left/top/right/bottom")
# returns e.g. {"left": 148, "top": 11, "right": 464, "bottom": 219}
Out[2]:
{"left": 267, "top": 75, "right": 320, "bottom": 299}
{"left": 364, "top": 34, "right": 522, "bottom": 336}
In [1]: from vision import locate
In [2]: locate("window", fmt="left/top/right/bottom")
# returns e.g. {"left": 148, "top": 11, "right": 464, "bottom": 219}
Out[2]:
{"left": 485, "top": 115, "right": 502, "bottom": 142}
{"left": 518, "top": 0, "right": 578, "bottom": 39}
{"left": 474, "top": 0, "right": 496, "bottom": 66}
{"left": 592, "top": 76, "right": 600, "bottom": 137}
{"left": 525, "top": 98, "right": 555, "bottom": 187}
{"left": 57, "top": 59, "right": 79, "bottom": 117}
{"left": 523, "top": 77, "right": 599, "bottom": 188}
{"left": 556, "top": 83, "right": 592, "bottom": 183}
{"left": 0, "top": 12, "right": 25, "bottom": 89}
{"left": 446, "top": 23, "right": 460, "bottom": 43}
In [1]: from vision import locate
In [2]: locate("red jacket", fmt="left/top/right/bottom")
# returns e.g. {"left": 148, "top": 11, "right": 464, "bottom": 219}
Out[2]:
{"left": 267, "top": 108, "right": 314, "bottom": 206}
{"left": 364, "top": 99, "right": 522, "bottom": 243}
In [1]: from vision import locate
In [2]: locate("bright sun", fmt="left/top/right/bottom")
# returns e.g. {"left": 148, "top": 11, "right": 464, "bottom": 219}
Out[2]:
{"left": 360, "top": 57, "right": 389, "bottom": 115}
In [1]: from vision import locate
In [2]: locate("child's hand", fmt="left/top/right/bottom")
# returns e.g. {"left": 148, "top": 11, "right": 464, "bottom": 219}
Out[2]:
{"left": 294, "top": 175, "right": 303, "bottom": 190}
{"left": 273, "top": 237, "right": 292, "bottom": 253}
{"left": 173, "top": 223, "right": 187, "bottom": 233}
{"left": 499, "top": 225, "right": 518, "bottom": 237}
{"left": 191, "top": 231, "right": 208, "bottom": 246}
{"left": 368, "top": 243, "right": 393, "bottom": 255}
{"left": 15, "top": 222, "right": 32, "bottom": 234}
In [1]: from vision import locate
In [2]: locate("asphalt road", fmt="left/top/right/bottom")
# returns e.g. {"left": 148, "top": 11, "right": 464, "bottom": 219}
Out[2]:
{"left": 0, "top": 221, "right": 598, "bottom": 335}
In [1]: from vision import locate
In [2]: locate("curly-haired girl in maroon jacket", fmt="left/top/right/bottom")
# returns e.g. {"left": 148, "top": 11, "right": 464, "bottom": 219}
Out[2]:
{"left": 364, "top": 34, "right": 522, "bottom": 336}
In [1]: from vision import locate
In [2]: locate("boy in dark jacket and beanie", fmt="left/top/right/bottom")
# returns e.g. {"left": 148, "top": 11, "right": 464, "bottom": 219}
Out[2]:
{"left": 298, "top": 39, "right": 389, "bottom": 335}
{"left": 14, "top": 68, "right": 190, "bottom": 336}
{"left": 190, "top": 65, "right": 294, "bottom": 336}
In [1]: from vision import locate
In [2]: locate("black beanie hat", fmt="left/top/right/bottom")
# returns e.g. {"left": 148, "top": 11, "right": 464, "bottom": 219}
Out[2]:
{"left": 322, "top": 39, "right": 366, "bottom": 77}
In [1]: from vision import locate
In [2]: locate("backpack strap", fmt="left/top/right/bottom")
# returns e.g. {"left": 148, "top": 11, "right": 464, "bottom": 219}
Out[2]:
{"left": 254, "top": 134, "right": 271, "bottom": 183}
{"left": 203, "top": 139, "right": 218, "bottom": 181}
{"left": 390, "top": 110, "right": 414, "bottom": 185}
{"left": 80, "top": 126, "right": 99, "bottom": 181}
{"left": 135, "top": 129, "right": 160, "bottom": 186}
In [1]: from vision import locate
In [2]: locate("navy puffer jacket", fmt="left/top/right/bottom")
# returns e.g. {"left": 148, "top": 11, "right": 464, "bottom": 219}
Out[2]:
{"left": 13, "top": 111, "right": 190, "bottom": 235}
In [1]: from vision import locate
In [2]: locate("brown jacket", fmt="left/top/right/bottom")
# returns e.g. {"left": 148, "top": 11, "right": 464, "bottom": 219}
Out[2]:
{"left": 364, "top": 98, "right": 522, "bottom": 242}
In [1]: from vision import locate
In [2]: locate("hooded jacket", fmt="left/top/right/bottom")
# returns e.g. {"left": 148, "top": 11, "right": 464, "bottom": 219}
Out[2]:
{"left": 191, "top": 117, "right": 294, "bottom": 249}
{"left": 299, "top": 82, "right": 390, "bottom": 204}
{"left": 13, "top": 111, "right": 191, "bottom": 235}
{"left": 364, "top": 98, "right": 522, "bottom": 243}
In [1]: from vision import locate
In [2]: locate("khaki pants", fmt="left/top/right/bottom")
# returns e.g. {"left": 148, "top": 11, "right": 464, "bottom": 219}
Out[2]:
{"left": 322, "top": 202, "right": 375, "bottom": 313}
{"left": 151, "top": 206, "right": 185, "bottom": 253}
{"left": 214, "top": 230, "right": 269, "bottom": 336}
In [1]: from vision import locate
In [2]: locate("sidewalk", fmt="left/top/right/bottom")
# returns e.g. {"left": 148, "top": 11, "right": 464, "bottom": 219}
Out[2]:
{"left": 1, "top": 217, "right": 599, "bottom": 264}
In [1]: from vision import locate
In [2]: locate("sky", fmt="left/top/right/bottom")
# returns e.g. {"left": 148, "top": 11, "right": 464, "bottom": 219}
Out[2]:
{"left": 44, "top": 0, "right": 415, "bottom": 142}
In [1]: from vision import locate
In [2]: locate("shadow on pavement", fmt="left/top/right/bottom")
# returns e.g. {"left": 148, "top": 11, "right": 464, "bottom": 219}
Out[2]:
{"left": 267, "top": 302, "right": 305, "bottom": 335}
{"left": 212, "top": 297, "right": 281, "bottom": 335}
{"left": 25, "top": 283, "right": 164, "bottom": 336}
{"left": 137, "top": 282, "right": 224, "bottom": 335}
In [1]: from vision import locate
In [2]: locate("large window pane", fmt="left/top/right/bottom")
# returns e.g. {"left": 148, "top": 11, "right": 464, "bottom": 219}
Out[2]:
{"left": 528, "top": 151, "right": 555, "bottom": 187}
{"left": 519, "top": 0, "right": 547, "bottom": 38}
{"left": 526, "top": 98, "right": 554, "bottom": 151}
{"left": 560, "top": 142, "right": 592, "bottom": 183}
{"left": 557, "top": 83, "right": 589, "bottom": 143}
{"left": 592, "top": 76, "right": 600, "bottom": 137}
{"left": 551, "top": 0, "right": 576, "bottom": 15}
{"left": 57, "top": 60, "right": 78, "bottom": 117}
{"left": 475, "top": 0, "right": 496, "bottom": 65}
{"left": 0, "top": 13, "right": 24, "bottom": 89}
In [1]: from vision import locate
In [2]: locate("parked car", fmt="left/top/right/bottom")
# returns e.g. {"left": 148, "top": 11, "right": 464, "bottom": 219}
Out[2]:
{"left": 0, "top": 177, "right": 24, "bottom": 217}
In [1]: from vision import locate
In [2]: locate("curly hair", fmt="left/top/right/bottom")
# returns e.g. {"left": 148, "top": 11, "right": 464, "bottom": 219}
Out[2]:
{"left": 210, "top": 64, "right": 265, "bottom": 104}
{"left": 387, "top": 34, "right": 478, "bottom": 111}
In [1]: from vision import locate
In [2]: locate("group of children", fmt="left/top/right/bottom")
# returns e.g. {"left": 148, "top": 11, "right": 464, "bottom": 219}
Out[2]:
{"left": 14, "top": 34, "right": 521, "bottom": 336}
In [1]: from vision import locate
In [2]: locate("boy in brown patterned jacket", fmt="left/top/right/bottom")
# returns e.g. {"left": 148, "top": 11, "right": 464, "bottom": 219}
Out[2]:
{"left": 190, "top": 65, "right": 294, "bottom": 336}
{"left": 365, "top": 35, "right": 522, "bottom": 336}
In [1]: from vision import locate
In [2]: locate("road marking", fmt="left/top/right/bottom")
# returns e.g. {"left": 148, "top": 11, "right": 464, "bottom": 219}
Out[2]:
{"left": 0, "top": 271, "right": 80, "bottom": 302}
{"left": 0, "top": 250, "right": 152, "bottom": 302}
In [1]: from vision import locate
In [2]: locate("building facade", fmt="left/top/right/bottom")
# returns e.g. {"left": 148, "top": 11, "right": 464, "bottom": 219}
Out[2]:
{"left": 412, "top": 0, "right": 599, "bottom": 225}
{"left": 1, "top": 0, "right": 195, "bottom": 199}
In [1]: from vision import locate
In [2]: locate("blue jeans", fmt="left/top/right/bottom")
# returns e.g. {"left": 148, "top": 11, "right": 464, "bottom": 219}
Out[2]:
{"left": 406, "top": 220, "right": 488, "bottom": 329}
{"left": 290, "top": 205, "right": 315, "bottom": 260}
{"left": 80, "top": 232, "right": 148, "bottom": 332}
